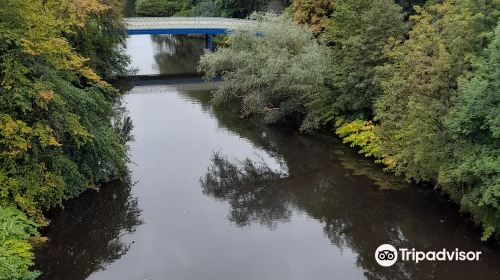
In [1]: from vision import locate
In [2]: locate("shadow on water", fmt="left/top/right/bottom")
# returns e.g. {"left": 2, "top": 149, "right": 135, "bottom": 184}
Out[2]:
{"left": 34, "top": 178, "right": 142, "bottom": 280}
{"left": 180, "top": 90, "right": 500, "bottom": 280}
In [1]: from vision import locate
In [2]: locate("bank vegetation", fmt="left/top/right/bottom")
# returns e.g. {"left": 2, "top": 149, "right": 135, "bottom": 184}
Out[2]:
{"left": 199, "top": 0, "right": 500, "bottom": 241}
{"left": 0, "top": 0, "right": 131, "bottom": 278}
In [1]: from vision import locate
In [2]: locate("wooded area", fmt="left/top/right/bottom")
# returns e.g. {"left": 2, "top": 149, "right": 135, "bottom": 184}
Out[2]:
{"left": 0, "top": 1, "right": 130, "bottom": 278}
{"left": 1, "top": 0, "right": 498, "bottom": 278}
{"left": 200, "top": 0, "right": 500, "bottom": 242}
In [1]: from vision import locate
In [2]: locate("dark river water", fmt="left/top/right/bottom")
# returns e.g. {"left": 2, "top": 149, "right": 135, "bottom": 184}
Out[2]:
{"left": 34, "top": 35, "right": 500, "bottom": 280}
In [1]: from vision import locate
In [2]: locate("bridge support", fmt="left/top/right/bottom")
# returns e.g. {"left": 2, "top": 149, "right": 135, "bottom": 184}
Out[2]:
{"left": 209, "top": 34, "right": 213, "bottom": 52}
{"left": 205, "top": 34, "right": 214, "bottom": 52}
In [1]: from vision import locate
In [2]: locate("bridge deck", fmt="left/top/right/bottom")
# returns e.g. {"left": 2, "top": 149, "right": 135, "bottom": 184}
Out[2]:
{"left": 125, "top": 17, "right": 252, "bottom": 35}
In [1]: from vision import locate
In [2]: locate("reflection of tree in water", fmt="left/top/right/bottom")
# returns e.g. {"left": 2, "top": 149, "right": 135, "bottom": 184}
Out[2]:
{"left": 192, "top": 88, "right": 500, "bottom": 279}
{"left": 35, "top": 178, "right": 142, "bottom": 280}
{"left": 333, "top": 148, "right": 405, "bottom": 190}
{"left": 201, "top": 152, "right": 292, "bottom": 228}
{"left": 151, "top": 35, "right": 205, "bottom": 75}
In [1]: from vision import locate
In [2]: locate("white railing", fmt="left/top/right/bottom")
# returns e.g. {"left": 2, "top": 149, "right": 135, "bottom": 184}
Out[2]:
{"left": 125, "top": 17, "right": 253, "bottom": 31}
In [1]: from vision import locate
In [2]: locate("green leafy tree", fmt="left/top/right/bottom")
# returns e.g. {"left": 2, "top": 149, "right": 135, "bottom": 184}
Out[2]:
{"left": 176, "top": 0, "right": 222, "bottom": 17}
{"left": 396, "top": 0, "right": 428, "bottom": 15}
{"left": 215, "top": 0, "right": 270, "bottom": 18}
{"left": 135, "top": 0, "right": 183, "bottom": 16}
{"left": 68, "top": 0, "right": 132, "bottom": 79}
{"left": 304, "top": 0, "right": 406, "bottom": 129}
{"left": 440, "top": 22, "right": 500, "bottom": 240}
{"left": 0, "top": 0, "right": 128, "bottom": 224}
{"left": 1, "top": 0, "right": 130, "bottom": 276}
{"left": 199, "top": 13, "right": 332, "bottom": 127}
{"left": 375, "top": 0, "right": 499, "bottom": 182}
{"left": 374, "top": 0, "right": 499, "bottom": 237}
{"left": 134, "top": 0, "right": 269, "bottom": 17}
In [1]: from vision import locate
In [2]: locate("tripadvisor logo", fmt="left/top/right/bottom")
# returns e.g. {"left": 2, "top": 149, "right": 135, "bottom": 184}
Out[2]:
{"left": 375, "top": 244, "right": 482, "bottom": 267}
{"left": 375, "top": 244, "right": 398, "bottom": 267}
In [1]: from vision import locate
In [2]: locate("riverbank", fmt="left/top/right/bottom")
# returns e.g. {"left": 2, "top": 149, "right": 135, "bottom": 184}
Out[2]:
{"left": 0, "top": 1, "right": 131, "bottom": 278}
{"left": 199, "top": 4, "right": 500, "bottom": 240}
{"left": 3, "top": 0, "right": 498, "bottom": 278}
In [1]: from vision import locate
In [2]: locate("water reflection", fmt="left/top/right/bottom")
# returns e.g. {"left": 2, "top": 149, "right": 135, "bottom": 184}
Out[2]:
{"left": 35, "top": 178, "right": 142, "bottom": 280}
{"left": 200, "top": 148, "right": 500, "bottom": 279}
{"left": 190, "top": 90, "right": 500, "bottom": 280}
{"left": 127, "top": 35, "right": 205, "bottom": 76}
{"left": 201, "top": 152, "right": 292, "bottom": 228}
{"left": 34, "top": 81, "right": 500, "bottom": 280}
{"left": 152, "top": 35, "right": 205, "bottom": 75}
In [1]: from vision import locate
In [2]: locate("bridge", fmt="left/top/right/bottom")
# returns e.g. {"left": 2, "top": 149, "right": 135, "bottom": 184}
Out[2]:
{"left": 125, "top": 17, "right": 252, "bottom": 50}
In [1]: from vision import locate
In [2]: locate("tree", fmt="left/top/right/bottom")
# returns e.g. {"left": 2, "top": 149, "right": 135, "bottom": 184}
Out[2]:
{"left": 303, "top": 0, "right": 406, "bottom": 130}
{"left": 135, "top": 0, "right": 183, "bottom": 16}
{"left": 375, "top": 0, "right": 499, "bottom": 181}
{"left": 215, "top": 0, "right": 271, "bottom": 18}
{"left": 291, "top": 0, "right": 334, "bottom": 35}
{"left": 199, "top": 13, "right": 332, "bottom": 127}
{"left": 0, "top": 0, "right": 128, "bottom": 224}
{"left": 68, "top": 0, "right": 132, "bottom": 79}
{"left": 0, "top": 0, "right": 130, "bottom": 276}
{"left": 441, "top": 22, "right": 500, "bottom": 240}
{"left": 176, "top": 0, "right": 222, "bottom": 17}
{"left": 374, "top": 0, "right": 499, "bottom": 238}
{"left": 395, "top": 0, "right": 428, "bottom": 15}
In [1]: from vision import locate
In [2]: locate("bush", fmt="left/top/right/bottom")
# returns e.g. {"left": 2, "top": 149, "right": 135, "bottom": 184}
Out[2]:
{"left": 199, "top": 13, "right": 332, "bottom": 127}
{"left": 335, "top": 119, "right": 395, "bottom": 169}
{"left": 0, "top": 206, "right": 40, "bottom": 280}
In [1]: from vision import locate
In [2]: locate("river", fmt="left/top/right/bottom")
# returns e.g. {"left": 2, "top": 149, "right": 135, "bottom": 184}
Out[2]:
{"left": 34, "top": 35, "right": 500, "bottom": 280}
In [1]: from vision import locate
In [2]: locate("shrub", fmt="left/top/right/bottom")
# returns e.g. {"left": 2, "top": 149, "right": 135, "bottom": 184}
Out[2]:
{"left": 0, "top": 206, "right": 40, "bottom": 280}
{"left": 199, "top": 13, "right": 332, "bottom": 127}
{"left": 335, "top": 119, "right": 395, "bottom": 169}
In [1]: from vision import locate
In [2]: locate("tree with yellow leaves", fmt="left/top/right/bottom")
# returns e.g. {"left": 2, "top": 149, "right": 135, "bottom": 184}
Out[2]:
{"left": 0, "top": 0, "right": 130, "bottom": 277}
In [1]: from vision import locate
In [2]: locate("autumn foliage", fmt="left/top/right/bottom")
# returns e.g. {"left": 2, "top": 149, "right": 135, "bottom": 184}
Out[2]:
{"left": 0, "top": 0, "right": 130, "bottom": 277}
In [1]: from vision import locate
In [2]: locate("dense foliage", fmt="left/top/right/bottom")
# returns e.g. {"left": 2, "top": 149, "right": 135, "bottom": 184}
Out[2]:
{"left": 0, "top": 207, "right": 39, "bottom": 280}
{"left": 135, "top": 0, "right": 271, "bottom": 18}
{"left": 214, "top": 0, "right": 271, "bottom": 18}
{"left": 176, "top": 0, "right": 221, "bottom": 17}
{"left": 291, "top": 0, "right": 334, "bottom": 35}
{"left": 135, "top": 0, "right": 184, "bottom": 16}
{"left": 314, "top": 0, "right": 407, "bottom": 121}
{"left": 201, "top": 0, "right": 500, "bottom": 240}
{"left": 374, "top": 0, "right": 499, "bottom": 239}
{"left": 70, "top": 0, "right": 132, "bottom": 79}
{"left": 440, "top": 24, "right": 500, "bottom": 239}
{"left": 199, "top": 13, "right": 332, "bottom": 126}
{"left": 0, "top": 0, "right": 130, "bottom": 277}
